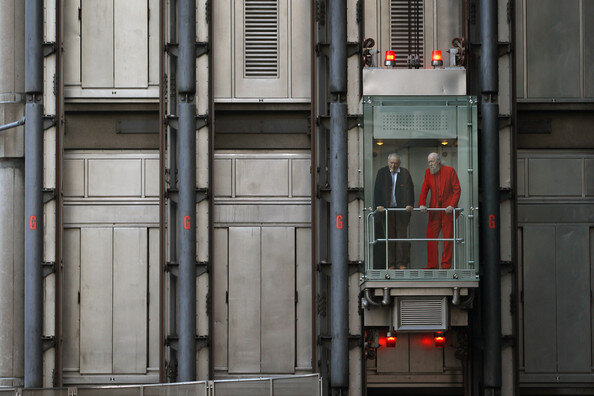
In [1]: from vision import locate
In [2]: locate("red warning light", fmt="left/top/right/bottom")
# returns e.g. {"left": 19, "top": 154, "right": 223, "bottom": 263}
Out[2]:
{"left": 384, "top": 51, "right": 396, "bottom": 67}
{"left": 386, "top": 335, "right": 397, "bottom": 348}
{"left": 434, "top": 332, "right": 446, "bottom": 348}
{"left": 431, "top": 50, "right": 443, "bottom": 67}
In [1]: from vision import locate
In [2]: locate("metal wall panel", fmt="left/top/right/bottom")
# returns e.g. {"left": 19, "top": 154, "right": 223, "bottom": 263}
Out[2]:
{"left": 525, "top": 0, "right": 580, "bottom": 98}
{"left": 527, "top": 158, "right": 582, "bottom": 197}
{"left": 235, "top": 159, "right": 289, "bottom": 197}
{"left": 556, "top": 226, "right": 591, "bottom": 373}
{"left": 408, "top": 334, "right": 443, "bottom": 373}
{"left": 586, "top": 159, "right": 594, "bottom": 197}
{"left": 234, "top": 0, "right": 288, "bottom": 98}
{"left": 113, "top": 228, "right": 148, "bottom": 374}
{"left": 81, "top": 0, "right": 114, "bottom": 88}
{"left": 377, "top": 334, "right": 409, "bottom": 373}
{"left": 522, "top": 226, "right": 556, "bottom": 373}
{"left": 261, "top": 227, "right": 296, "bottom": 373}
{"left": 214, "top": 204, "right": 310, "bottom": 225}
{"left": 63, "top": 229, "right": 81, "bottom": 370}
{"left": 144, "top": 159, "right": 160, "bottom": 197}
{"left": 291, "top": 159, "right": 311, "bottom": 197}
{"left": 586, "top": 0, "right": 594, "bottom": 98}
{"left": 290, "top": 0, "right": 311, "bottom": 98}
{"left": 213, "top": 159, "right": 232, "bottom": 197}
{"left": 147, "top": 0, "right": 159, "bottom": 85}
{"left": 80, "top": 228, "right": 113, "bottom": 374}
{"left": 88, "top": 159, "right": 143, "bottom": 197}
{"left": 228, "top": 227, "right": 261, "bottom": 373}
{"left": 295, "top": 228, "right": 312, "bottom": 370}
{"left": 213, "top": 0, "right": 233, "bottom": 98}
{"left": 147, "top": 228, "right": 159, "bottom": 369}
{"left": 0, "top": 163, "right": 24, "bottom": 380}
{"left": 114, "top": 0, "right": 148, "bottom": 88}
{"left": 213, "top": 228, "right": 229, "bottom": 371}
{"left": 63, "top": 159, "right": 85, "bottom": 197}
{"left": 63, "top": 0, "right": 81, "bottom": 85}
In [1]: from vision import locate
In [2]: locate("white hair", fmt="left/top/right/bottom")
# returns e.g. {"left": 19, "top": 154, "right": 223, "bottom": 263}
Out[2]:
{"left": 387, "top": 153, "right": 401, "bottom": 161}
{"left": 428, "top": 152, "right": 441, "bottom": 162}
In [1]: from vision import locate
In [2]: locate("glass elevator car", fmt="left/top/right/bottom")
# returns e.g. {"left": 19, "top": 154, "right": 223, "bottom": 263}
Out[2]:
{"left": 361, "top": 69, "right": 478, "bottom": 336}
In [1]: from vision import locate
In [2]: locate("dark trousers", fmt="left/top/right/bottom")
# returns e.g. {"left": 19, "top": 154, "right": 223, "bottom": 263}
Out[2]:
{"left": 373, "top": 210, "right": 411, "bottom": 269}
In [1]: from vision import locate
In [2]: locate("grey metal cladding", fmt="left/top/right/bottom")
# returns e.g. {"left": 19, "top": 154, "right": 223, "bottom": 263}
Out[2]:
{"left": 522, "top": 226, "right": 556, "bottom": 373}
{"left": 555, "top": 226, "right": 591, "bottom": 373}
{"left": 526, "top": 0, "right": 580, "bottom": 98}
{"left": 244, "top": 0, "right": 279, "bottom": 78}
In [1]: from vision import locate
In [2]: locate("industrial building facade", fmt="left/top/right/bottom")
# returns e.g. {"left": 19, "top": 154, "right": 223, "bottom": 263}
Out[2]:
{"left": 0, "top": 0, "right": 593, "bottom": 395}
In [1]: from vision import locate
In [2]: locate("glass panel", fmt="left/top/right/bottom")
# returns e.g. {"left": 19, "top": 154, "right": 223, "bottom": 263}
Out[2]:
{"left": 213, "top": 379, "right": 270, "bottom": 396}
{"left": 78, "top": 387, "right": 141, "bottom": 396}
{"left": 363, "top": 96, "right": 478, "bottom": 281}
{"left": 143, "top": 382, "right": 207, "bottom": 396}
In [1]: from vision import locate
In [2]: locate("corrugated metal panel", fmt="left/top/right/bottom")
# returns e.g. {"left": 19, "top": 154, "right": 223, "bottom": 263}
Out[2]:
{"left": 244, "top": 0, "right": 278, "bottom": 78}
{"left": 390, "top": 0, "right": 424, "bottom": 68}
{"left": 397, "top": 298, "right": 446, "bottom": 330}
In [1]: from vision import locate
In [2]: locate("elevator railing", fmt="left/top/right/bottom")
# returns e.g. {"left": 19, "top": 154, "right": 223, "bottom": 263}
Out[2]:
{"left": 364, "top": 207, "right": 465, "bottom": 275}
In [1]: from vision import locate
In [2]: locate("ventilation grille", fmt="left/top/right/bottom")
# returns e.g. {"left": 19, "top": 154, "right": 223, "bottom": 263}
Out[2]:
{"left": 244, "top": 0, "right": 279, "bottom": 78}
{"left": 381, "top": 113, "right": 448, "bottom": 132}
{"left": 390, "top": 0, "right": 424, "bottom": 68}
{"left": 398, "top": 298, "right": 446, "bottom": 330}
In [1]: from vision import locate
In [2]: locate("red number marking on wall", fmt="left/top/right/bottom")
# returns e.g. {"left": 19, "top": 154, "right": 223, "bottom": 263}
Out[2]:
{"left": 184, "top": 215, "right": 191, "bottom": 230}
{"left": 336, "top": 215, "right": 343, "bottom": 229}
{"left": 488, "top": 214, "right": 496, "bottom": 229}
{"left": 30, "top": 215, "right": 37, "bottom": 230}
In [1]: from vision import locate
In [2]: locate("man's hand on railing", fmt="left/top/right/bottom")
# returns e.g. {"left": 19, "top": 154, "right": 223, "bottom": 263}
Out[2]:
{"left": 445, "top": 205, "right": 454, "bottom": 214}
{"left": 405, "top": 205, "right": 413, "bottom": 212}
{"left": 419, "top": 205, "right": 427, "bottom": 213}
{"left": 376, "top": 206, "right": 384, "bottom": 212}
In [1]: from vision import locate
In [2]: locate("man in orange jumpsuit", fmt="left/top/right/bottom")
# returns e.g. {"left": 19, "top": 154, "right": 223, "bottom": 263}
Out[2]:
{"left": 419, "top": 152, "right": 461, "bottom": 269}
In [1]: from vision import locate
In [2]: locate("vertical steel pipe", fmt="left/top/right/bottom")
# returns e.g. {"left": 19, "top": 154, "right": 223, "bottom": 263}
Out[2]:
{"left": 329, "top": 102, "right": 348, "bottom": 389}
{"left": 24, "top": 0, "right": 44, "bottom": 388}
{"left": 329, "top": 0, "right": 346, "bottom": 94}
{"left": 480, "top": 0, "right": 501, "bottom": 389}
{"left": 176, "top": 0, "right": 197, "bottom": 382}
{"left": 328, "top": 0, "right": 348, "bottom": 387}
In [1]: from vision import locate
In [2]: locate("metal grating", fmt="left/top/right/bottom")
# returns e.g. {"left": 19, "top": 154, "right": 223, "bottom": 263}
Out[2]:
{"left": 399, "top": 298, "right": 446, "bottom": 329}
{"left": 390, "top": 0, "right": 424, "bottom": 68}
{"left": 244, "top": 0, "right": 279, "bottom": 78}
{"left": 381, "top": 113, "right": 448, "bottom": 132}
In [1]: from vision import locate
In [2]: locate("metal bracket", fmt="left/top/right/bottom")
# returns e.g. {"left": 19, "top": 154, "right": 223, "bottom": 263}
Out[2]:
{"left": 499, "top": 187, "right": 513, "bottom": 202}
{"left": 315, "top": 42, "right": 360, "bottom": 58}
{"left": 317, "top": 260, "right": 363, "bottom": 277}
{"left": 166, "top": 261, "right": 209, "bottom": 277}
{"left": 316, "top": 114, "right": 362, "bottom": 130}
{"left": 500, "top": 260, "right": 514, "bottom": 275}
{"left": 318, "top": 334, "right": 362, "bottom": 350}
{"left": 195, "top": 42, "right": 209, "bottom": 58}
{"left": 165, "top": 42, "right": 210, "bottom": 58}
{"left": 498, "top": 42, "right": 512, "bottom": 57}
{"left": 43, "top": 115, "right": 56, "bottom": 130}
{"left": 195, "top": 114, "right": 209, "bottom": 130}
{"left": 501, "top": 334, "right": 515, "bottom": 347}
{"left": 165, "top": 114, "right": 209, "bottom": 131}
{"left": 498, "top": 114, "right": 511, "bottom": 129}
{"left": 42, "top": 188, "right": 56, "bottom": 204}
{"left": 317, "top": 293, "right": 327, "bottom": 317}
{"left": 166, "top": 187, "right": 209, "bottom": 204}
{"left": 317, "top": 186, "right": 363, "bottom": 203}
{"left": 42, "top": 336, "right": 56, "bottom": 352}
{"left": 166, "top": 335, "right": 210, "bottom": 351}
{"left": 43, "top": 42, "right": 57, "bottom": 57}
{"left": 42, "top": 262, "right": 56, "bottom": 278}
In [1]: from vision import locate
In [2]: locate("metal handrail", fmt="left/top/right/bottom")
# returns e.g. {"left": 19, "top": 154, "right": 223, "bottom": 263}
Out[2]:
{"left": 365, "top": 207, "right": 465, "bottom": 271}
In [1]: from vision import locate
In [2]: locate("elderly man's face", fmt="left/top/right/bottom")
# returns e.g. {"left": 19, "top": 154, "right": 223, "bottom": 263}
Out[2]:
{"left": 388, "top": 156, "right": 400, "bottom": 172}
{"left": 428, "top": 154, "right": 441, "bottom": 174}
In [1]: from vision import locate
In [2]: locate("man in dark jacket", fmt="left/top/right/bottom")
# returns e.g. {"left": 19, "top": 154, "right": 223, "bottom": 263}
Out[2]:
{"left": 373, "top": 153, "right": 415, "bottom": 269}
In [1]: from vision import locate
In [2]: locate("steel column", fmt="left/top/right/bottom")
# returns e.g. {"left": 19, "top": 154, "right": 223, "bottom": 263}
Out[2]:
{"left": 328, "top": 0, "right": 348, "bottom": 390}
{"left": 24, "top": 0, "right": 44, "bottom": 388}
{"left": 176, "top": 0, "right": 197, "bottom": 382}
{"left": 479, "top": 0, "right": 501, "bottom": 390}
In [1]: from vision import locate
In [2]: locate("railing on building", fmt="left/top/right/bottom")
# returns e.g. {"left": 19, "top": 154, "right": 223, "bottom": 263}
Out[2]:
{"left": 0, "top": 374, "right": 322, "bottom": 396}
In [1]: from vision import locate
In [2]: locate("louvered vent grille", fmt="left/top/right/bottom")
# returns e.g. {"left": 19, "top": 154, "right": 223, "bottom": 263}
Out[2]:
{"left": 398, "top": 298, "right": 446, "bottom": 330}
{"left": 390, "top": 0, "right": 424, "bottom": 68}
{"left": 244, "top": 0, "right": 279, "bottom": 78}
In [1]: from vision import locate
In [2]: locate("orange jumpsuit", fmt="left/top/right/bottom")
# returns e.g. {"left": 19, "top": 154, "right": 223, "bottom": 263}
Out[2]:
{"left": 419, "top": 165, "right": 461, "bottom": 269}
